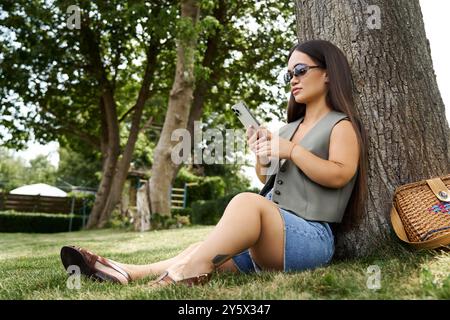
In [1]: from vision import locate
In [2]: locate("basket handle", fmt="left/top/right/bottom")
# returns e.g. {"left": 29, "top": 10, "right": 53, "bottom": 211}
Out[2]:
{"left": 426, "top": 177, "right": 450, "bottom": 202}
{"left": 390, "top": 205, "right": 450, "bottom": 250}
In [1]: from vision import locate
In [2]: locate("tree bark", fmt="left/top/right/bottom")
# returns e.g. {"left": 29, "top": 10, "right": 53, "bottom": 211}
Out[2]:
{"left": 82, "top": 13, "right": 160, "bottom": 228}
{"left": 135, "top": 182, "right": 151, "bottom": 231}
{"left": 295, "top": 0, "right": 450, "bottom": 258}
{"left": 170, "top": 2, "right": 227, "bottom": 187}
{"left": 86, "top": 93, "right": 120, "bottom": 228}
{"left": 97, "top": 44, "right": 159, "bottom": 227}
{"left": 79, "top": 14, "right": 121, "bottom": 229}
{"left": 149, "top": 0, "right": 200, "bottom": 216}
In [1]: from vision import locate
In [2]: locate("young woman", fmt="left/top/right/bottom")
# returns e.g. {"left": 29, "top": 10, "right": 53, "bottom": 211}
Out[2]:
{"left": 60, "top": 39, "right": 368, "bottom": 287}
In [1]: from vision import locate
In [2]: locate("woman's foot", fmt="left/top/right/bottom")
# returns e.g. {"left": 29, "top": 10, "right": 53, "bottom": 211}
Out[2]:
{"left": 148, "top": 259, "right": 214, "bottom": 288}
{"left": 60, "top": 246, "right": 132, "bottom": 285}
{"left": 149, "top": 270, "right": 212, "bottom": 288}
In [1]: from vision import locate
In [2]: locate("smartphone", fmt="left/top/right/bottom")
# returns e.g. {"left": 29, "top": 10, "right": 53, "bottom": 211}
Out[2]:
{"left": 231, "top": 101, "right": 260, "bottom": 130}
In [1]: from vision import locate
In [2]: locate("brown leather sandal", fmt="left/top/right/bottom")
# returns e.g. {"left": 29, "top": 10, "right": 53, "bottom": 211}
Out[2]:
{"left": 60, "top": 245, "right": 132, "bottom": 285}
{"left": 149, "top": 270, "right": 212, "bottom": 288}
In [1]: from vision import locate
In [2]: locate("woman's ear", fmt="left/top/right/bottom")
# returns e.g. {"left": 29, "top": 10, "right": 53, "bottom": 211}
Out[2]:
{"left": 324, "top": 72, "right": 329, "bottom": 84}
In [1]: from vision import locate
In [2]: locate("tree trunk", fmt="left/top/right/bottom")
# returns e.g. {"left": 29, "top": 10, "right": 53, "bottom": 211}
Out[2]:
{"left": 295, "top": 0, "right": 450, "bottom": 258}
{"left": 76, "top": 8, "right": 162, "bottom": 229}
{"left": 135, "top": 182, "right": 151, "bottom": 231}
{"left": 148, "top": 0, "right": 200, "bottom": 217}
{"left": 97, "top": 118, "right": 154, "bottom": 228}
{"left": 86, "top": 94, "right": 120, "bottom": 229}
{"left": 160, "top": 1, "right": 228, "bottom": 203}
{"left": 97, "top": 45, "right": 159, "bottom": 227}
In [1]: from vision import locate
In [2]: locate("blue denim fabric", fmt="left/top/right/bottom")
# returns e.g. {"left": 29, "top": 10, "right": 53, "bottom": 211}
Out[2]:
{"left": 231, "top": 188, "right": 335, "bottom": 273}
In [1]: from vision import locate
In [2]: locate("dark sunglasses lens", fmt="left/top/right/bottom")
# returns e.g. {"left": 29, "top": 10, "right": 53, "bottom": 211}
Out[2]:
{"left": 294, "top": 65, "right": 307, "bottom": 76}
{"left": 284, "top": 72, "right": 291, "bottom": 83}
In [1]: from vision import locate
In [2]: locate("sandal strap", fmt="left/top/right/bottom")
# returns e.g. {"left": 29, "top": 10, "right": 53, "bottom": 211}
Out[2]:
{"left": 97, "top": 256, "right": 132, "bottom": 282}
{"left": 179, "top": 273, "right": 212, "bottom": 286}
{"left": 153, "top": 271, "right": 176, "bottom": 285}
{"left": 150, "top": 271, "right": 211, "bottom": 288}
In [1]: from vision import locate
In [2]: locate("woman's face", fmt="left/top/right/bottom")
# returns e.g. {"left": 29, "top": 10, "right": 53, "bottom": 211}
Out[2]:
{"left": 287, "top": 51, "right": 328, "bottom": 104}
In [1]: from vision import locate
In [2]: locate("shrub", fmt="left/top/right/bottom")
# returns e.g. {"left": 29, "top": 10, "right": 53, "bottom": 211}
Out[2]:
{"left": 66, "top": 192, "right": 96, "bottom": 215}
{"left": 191, "top": 189, "right": 259, "bottom": 225}
{"left": 173, "top": 167, "right": 201, "bottom": 186}
{"left": 186, "top": 176, "right": 226, "bottom": 207}
{"left": 0, "top": 210, "right": 83, "bottom": 233}
{"left": 150, "top": 212, "right": 191, "bottom": 230}
{"left": 171, "top": 207, "right": 193, "bottom": 219}
{"left": 105, "top": 208, "right": 133, "bottom": 230}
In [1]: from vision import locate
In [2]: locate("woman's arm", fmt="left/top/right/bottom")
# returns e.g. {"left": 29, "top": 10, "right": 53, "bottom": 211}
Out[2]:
{"left": 248, "top": 125, "right": 272, "bottom": 185}
{"left": 289, "top": 120, "right": 360, "bottom": 189}
{"left": 255, "top": 157, "right": 270, "bottom": 184}
{"left": 256, "top": 120, "right": 359, "bottom": 189}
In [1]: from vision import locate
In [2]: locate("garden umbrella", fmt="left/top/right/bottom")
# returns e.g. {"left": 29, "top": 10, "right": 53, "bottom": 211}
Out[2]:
{"left": 10, "top": 183, "right": 68, "bottom": 197}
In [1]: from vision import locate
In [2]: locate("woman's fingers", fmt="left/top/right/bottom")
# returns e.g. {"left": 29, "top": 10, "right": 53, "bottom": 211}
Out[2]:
{"left": 249, "top": 132, "right": 258, "bottom": 145}
{"left": 248, "top": 125, "right": 273, "bottom": 157}
{"left": 256, "top": 142, "right": 271, "bottom": 156}
{"left": 257, "top": 126, "right": 272, "bottom": 140}
{"left": 249, "top": 133, "right": 261, "bottom": 152}
{"left": 246, "top": 125, "right": 257, "bottom": 139}
{"left": 257, "top": 137, "right": 269, "bottom": 148}
{"left": 250, "top": 140, "right": 257, "bottom": 153}
{"left": 256, "top": 148, "right": 271, "bottom": 157}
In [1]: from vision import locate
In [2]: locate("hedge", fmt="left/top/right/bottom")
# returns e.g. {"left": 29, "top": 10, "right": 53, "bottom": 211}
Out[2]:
{"left": 0, "top": 211, "right": 84, "bottom": 233}
{"left": 185, "top": 176, "right": 226, "bottom": 207}
{"left": 191, "top": 189, "right": 259, "bottom": 225}
{"left": 171, "top": 207, "right": 193, "bottom": 218}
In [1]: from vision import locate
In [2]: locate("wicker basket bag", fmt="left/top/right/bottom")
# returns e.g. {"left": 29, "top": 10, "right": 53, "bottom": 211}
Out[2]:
{"left": 390, "top": 174, "right": 450, "bottom": 249}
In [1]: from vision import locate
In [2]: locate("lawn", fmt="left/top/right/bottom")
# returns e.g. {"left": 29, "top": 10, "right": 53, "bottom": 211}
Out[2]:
{"left": 0, "top": 226, "right": 449, "bottom": 300}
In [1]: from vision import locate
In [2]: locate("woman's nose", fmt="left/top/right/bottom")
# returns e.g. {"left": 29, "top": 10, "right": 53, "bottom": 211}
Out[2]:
{"left": 290, "top": 77, "right": 300, "bottom": 86}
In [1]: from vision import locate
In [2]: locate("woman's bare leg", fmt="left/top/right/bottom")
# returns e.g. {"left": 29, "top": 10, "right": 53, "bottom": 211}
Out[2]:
{"left": 93, "top": 241, "right": 203, "bottom": 282}
{"left": 93, "top": 192, "right": 275, "bottom": 284}
{"left": 163, "top": 192, "right": 284, "bottom": 281}
{"left": 92, "top": 240, "right": 239, "bottom": 284}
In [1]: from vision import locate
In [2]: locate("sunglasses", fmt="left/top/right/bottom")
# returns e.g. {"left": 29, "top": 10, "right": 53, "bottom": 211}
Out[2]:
{"left": 283, "top": 63, "right": 321, "bottom": 84}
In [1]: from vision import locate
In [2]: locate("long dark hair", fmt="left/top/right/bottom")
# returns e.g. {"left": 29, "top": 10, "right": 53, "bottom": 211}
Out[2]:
{"left": 286, "top": 40, "right": 369, "bottom": 232}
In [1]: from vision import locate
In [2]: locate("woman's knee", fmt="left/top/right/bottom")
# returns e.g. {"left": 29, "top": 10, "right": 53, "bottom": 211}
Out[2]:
{"left": 231, "top": 192, "right": 254, "bottom": 202}
{"left": 225, "top": 193, "right": 262, "bottom": 218}
{"left": 230, "top": 192, "right": 266, "bottom": 208}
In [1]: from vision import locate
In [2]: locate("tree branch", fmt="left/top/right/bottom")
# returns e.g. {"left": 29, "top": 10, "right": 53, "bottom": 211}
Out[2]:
{"left": 57, "top": 125, "right": 101, "bottom": 150}
{"left": 39, "top": 101, "right": 100, "bottom": 150}
{"left": 139, "top": 116, "right": 154, "bottom": 135}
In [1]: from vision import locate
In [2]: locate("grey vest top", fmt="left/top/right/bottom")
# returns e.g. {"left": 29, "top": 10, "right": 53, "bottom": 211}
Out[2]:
{"left": 259, "top": 110, "right": 358, "bottom": 223}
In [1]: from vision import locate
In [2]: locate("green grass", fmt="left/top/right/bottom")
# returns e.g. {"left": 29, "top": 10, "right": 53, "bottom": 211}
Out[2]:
{"left": 0, "top": 226, "right": 449, "bottom": 299}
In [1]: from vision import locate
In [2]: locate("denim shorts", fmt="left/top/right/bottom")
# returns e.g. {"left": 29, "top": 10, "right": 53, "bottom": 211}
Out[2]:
{"left": 231, "top": 188, "right": 335, "bottom": 273}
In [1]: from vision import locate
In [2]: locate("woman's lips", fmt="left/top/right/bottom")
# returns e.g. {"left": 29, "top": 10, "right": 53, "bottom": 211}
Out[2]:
{"left": 292, "top": 88, "right": 302, "bottom": 95}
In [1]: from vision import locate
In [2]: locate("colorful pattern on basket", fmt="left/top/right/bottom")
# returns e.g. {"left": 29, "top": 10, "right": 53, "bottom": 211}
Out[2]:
{"left": 421, "top": 226, "right": 450, "bottom": 241}
{"left": 427, "top": 201, "right": 450, "bottom": 215}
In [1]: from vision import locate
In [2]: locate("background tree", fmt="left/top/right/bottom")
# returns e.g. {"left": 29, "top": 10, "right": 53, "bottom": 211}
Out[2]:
{"left": 147, "top": 0, "right": 297, "bottom": 216}
{"left": 0, "top": 0, "right": 178, "bottom": 228}
{"left": 0, "top": 149, "right": 29, "bottom": 191}
{"left": 1, "top": 0, "right": 296, "bottom": 226}
{"left": 148, "top": 0, "right": 200, "bottom": 216}
{"left": 56, "top": 145, "right": 101, "bottom": 189}
{"left": 0, "top": 148, "right": 57, "bottom": 190}
{"left": 295, "top": 0, "right": 450, "bottom": 258}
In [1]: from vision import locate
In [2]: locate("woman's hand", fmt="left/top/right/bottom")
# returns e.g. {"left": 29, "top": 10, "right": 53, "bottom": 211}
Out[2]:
{"left": 255, "top": 131, "right": 296, "bottom": 160}
{"left": 247, "top": 125, "right": 272, "bottom": 165}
